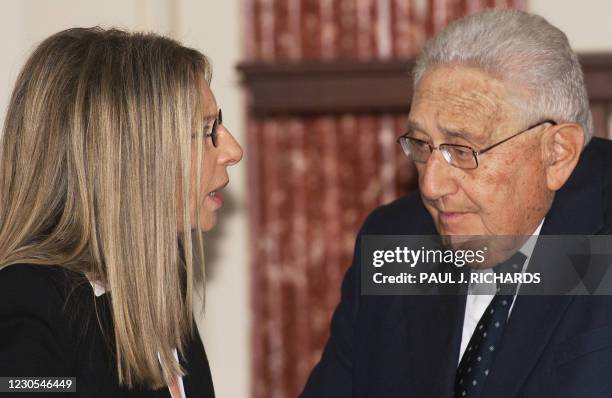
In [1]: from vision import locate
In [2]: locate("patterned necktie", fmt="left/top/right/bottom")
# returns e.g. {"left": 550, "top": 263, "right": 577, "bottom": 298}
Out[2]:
{"left": 453, "top": 251, "right": 527, "bottom": 398}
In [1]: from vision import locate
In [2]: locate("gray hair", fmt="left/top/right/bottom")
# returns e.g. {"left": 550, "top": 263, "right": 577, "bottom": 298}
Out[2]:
{"left": 413, "top": 9, "right": 593, "bottom": 144}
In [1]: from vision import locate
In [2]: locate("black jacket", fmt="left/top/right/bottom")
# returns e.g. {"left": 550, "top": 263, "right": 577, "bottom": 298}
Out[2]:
{"left": 0, "top": 264, "right": 215, "bottom": 397}
{"left": 301, "top": 137, "right": 612, "bottom": 397}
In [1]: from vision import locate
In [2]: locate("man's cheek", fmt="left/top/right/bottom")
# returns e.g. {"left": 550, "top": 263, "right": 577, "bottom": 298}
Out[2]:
{"left": 422, "top": 201, "right": 438, "bottom": 219}
{"left": 466, "top": 184, "right": 506, "bottom": 228}
{"left": 478, "top": 162, "right": 510, "bottom": 186}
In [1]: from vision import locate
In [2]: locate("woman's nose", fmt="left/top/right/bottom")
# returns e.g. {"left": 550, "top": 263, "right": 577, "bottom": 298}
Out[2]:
{"left": 217, "top": 126, "right": 243, "bottom": 166}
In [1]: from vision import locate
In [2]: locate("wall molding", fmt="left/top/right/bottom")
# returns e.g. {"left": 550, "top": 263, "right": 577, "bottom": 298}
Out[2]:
{"left": 238, "top": 54, "right": 612, "bottom": 117}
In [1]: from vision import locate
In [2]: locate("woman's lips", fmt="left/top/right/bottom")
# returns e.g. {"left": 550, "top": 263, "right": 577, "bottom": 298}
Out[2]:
{"left": 207, "top": 190, "right": 224, "bottom": 207}
{"left": 207, "top": 180, "right": 229, "bottom": 208}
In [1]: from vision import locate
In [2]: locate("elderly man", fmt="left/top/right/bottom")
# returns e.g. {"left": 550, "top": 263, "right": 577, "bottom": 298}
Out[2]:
{"left": 301, "top": 9, "right": 612, "bottom": 398}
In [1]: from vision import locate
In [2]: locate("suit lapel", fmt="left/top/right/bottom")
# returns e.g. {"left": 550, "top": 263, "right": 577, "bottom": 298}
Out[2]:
{"left": 481, "top": 295, "right": 574, "bottom": 397}
{"left": 384, "top": 206, "right": 466, "bottom": 397}
{"left": 402, "top": 293, "right": 466, "bottom": 397}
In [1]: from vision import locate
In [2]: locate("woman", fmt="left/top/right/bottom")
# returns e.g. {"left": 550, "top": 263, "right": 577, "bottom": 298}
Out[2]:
{"left": 0, "top": 27, "right": 242, "bottom": 397}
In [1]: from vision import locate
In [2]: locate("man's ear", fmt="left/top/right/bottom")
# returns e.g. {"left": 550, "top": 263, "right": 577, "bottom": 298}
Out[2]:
{"left": 542, "top": 123, "right": 585, "bottom": 191}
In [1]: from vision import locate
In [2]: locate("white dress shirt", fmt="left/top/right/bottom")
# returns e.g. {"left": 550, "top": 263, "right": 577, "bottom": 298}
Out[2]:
{"left": 458, "top": 219, "right": 544, "bottom": 364}
{"left": 89, "top": 280, "right": 187, "bottom": 398}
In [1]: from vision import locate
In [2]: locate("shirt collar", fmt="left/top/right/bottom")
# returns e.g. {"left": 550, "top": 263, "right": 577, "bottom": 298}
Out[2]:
{"left": 89, "top": 279, "right": 107, "bottom": 297}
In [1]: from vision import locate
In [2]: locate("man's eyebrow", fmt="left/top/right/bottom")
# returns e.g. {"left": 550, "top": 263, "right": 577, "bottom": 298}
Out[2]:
{"left": 405, "top": 120, "right": 480, "bottom": 144}
{"left": 438, "top": 125, "right": 478, "bottom": 142}
{"left": 405, "top": 120, "right": 427, "bottom": 134}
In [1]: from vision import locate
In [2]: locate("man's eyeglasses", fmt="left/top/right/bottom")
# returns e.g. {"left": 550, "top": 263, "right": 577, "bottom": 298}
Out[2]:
{"left": 204, "top": 109, "right": 223, "bottom": 147}
{"left": 396, "top": 119, "right": 557, "bottom": 169}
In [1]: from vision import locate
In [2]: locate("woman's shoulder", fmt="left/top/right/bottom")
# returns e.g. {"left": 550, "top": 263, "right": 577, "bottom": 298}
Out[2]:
{"left": 0, "top": 264, "right": 124, "bottom": 395}
{"left": 0, "top": 262, "right": 82, "bottom": 287}
{"left": 0, "top": 264, "right": 103, "bottom": 379}
{"left": 0, "top": 263, "right": 92, "bottom": 309}
{"left": 0, "top": 263, "right": 106, "bottom": 341}
{"left": 0, "top": 263, "right": 103, "bottom": 334}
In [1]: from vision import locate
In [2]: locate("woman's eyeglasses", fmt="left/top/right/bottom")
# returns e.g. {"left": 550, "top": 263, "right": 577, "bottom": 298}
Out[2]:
{"left": 205, "top": 109, "right": 223, "bottom": 147}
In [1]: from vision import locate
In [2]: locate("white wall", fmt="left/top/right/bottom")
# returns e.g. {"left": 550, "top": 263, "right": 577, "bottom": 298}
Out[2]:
{"left": 0, "top": 1, "right": 249, "bottom": 397}
{"left": 0, "top": 0, "right": 175, "bottom": 130}
{"left": 528, "top": 0, "right": 612, "bottom": 52}
{"left": 174, "top": 1, "right": 251, "bottom": 398}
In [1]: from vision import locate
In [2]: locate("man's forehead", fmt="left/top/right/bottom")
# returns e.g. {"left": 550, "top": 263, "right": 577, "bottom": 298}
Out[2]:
{"left": 410, "top": 66, "right": 518, "bottom": 138}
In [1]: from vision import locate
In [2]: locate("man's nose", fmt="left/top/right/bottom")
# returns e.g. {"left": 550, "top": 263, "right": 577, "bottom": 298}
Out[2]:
{"left": 217, "top": 127, "right": 243, "bottom": 166}
{"left": 418, "top": 149, "right": 459, "bottom": 201}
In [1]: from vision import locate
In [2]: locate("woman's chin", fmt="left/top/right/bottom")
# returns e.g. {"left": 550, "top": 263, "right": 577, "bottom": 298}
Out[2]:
{"left": 196, "top": 212, "right": 217, "bottom": 232}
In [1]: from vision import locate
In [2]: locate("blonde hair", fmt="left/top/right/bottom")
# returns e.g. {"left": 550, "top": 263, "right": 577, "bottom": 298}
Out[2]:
{"left": 0, "top": 27, "right": 210, "bottom": 389}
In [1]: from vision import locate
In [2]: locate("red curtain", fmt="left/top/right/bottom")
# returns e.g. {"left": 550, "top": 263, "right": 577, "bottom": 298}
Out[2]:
{"left": 244, "top": 1, "right": 526, "bottom": 397}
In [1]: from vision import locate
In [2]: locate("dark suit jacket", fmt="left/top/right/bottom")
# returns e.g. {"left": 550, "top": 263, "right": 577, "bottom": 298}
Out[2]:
{"left": 301, "top": 137, "right": 612, "bottom": 398}
{"left": 0, "top": 264, "right": 215, "bottom": 397}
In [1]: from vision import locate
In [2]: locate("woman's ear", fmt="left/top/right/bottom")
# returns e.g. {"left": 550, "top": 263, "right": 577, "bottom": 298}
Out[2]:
{"left": 543, "top": 123, "right": 585, "bottom": 191}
